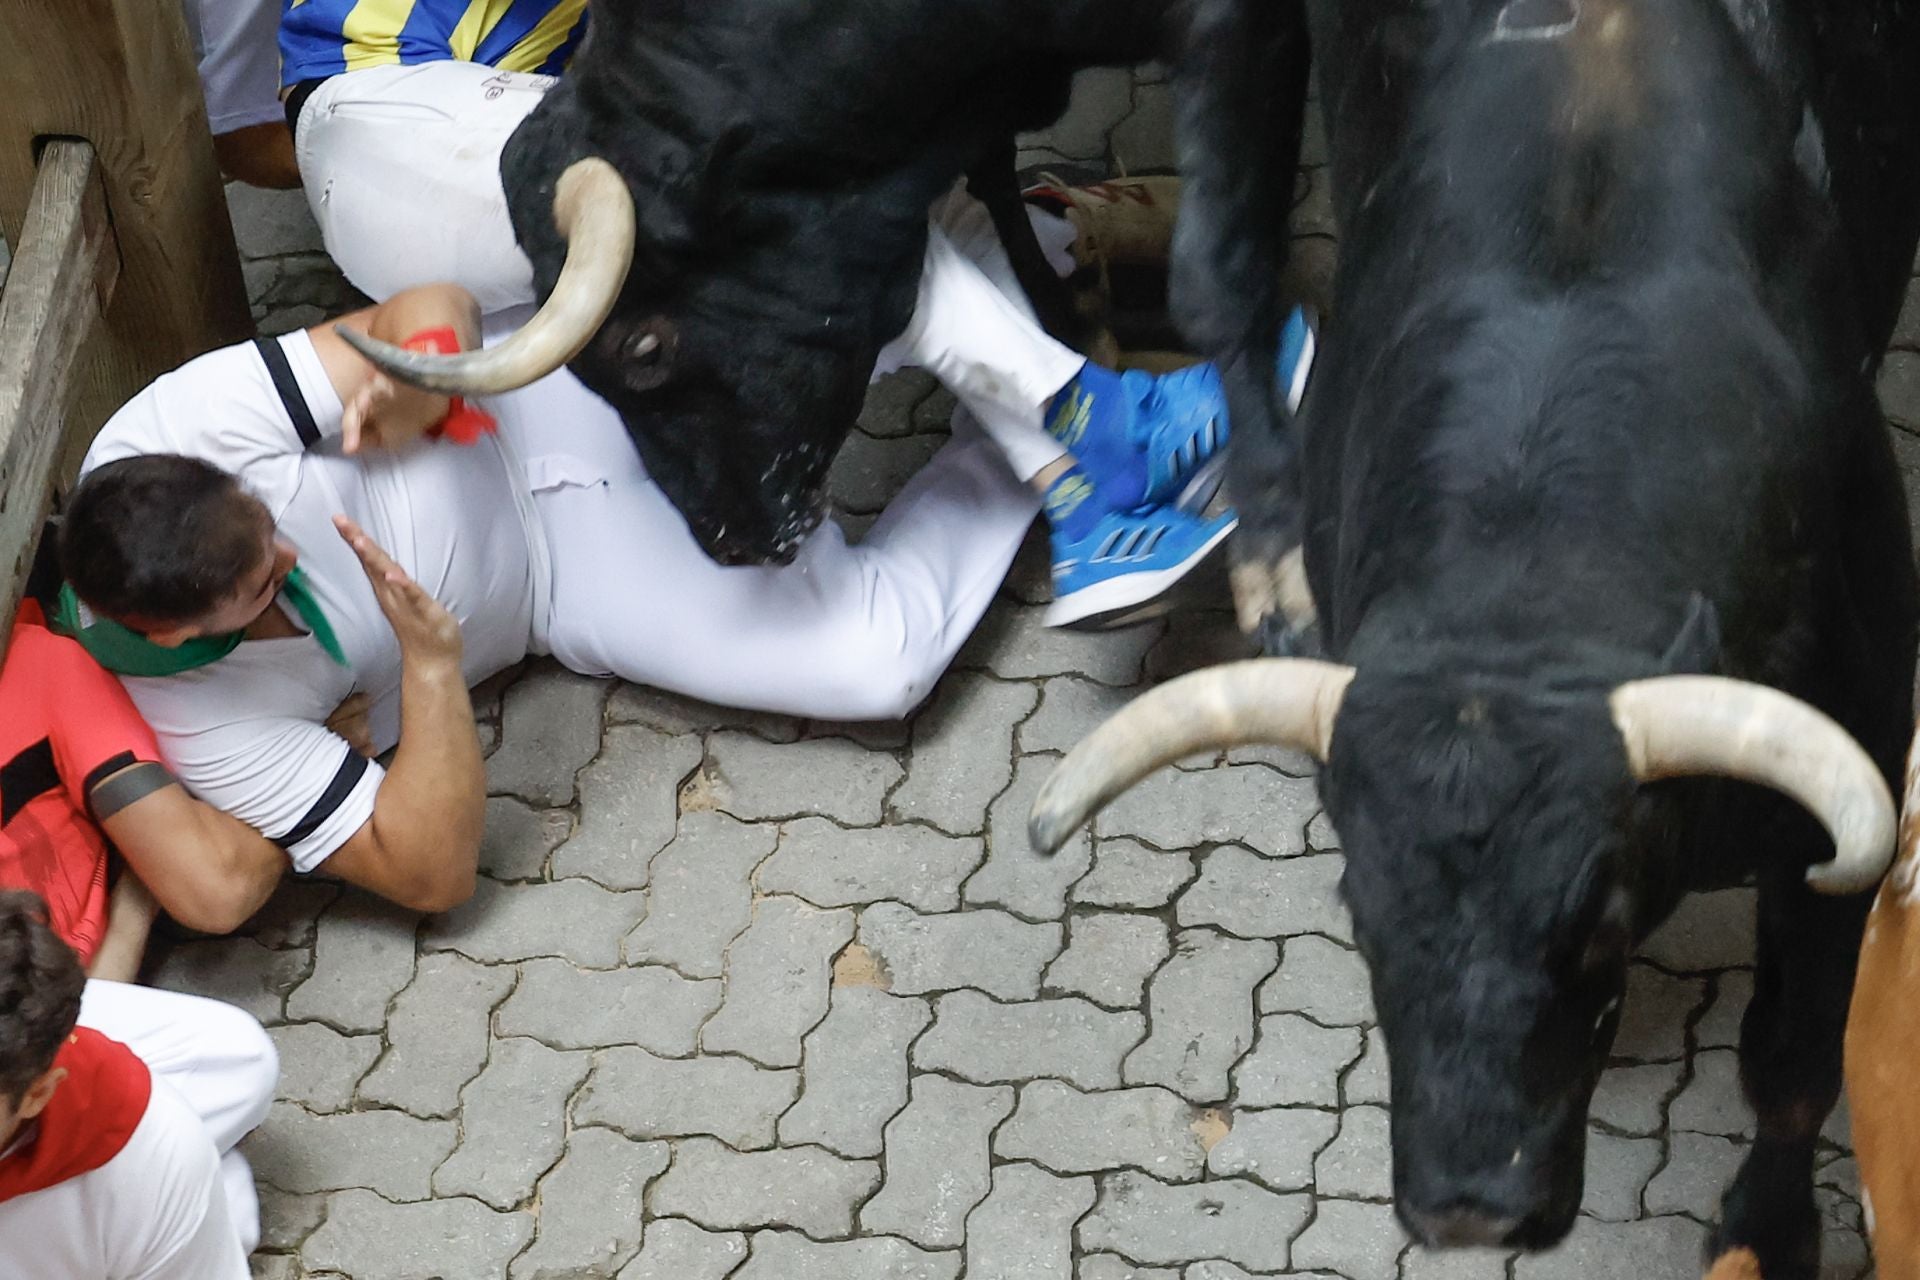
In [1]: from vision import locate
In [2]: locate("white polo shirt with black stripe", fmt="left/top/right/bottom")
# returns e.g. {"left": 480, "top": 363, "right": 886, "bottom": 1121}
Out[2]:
{"left": 80, "top": 332, "right": 543, "bottom": 873}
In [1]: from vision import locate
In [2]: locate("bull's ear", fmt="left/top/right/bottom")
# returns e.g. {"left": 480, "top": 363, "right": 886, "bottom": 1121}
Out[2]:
{"left": 1660, "top": 593, "right": 1723, "bottom": 676}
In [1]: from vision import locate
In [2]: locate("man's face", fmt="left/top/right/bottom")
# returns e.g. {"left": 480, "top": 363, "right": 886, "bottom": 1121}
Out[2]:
{"left": 0, "top": 1067, "right": 65, "bottom": 1152}
{"left": 138, "top": 520, "right": 298, "bottom": 647}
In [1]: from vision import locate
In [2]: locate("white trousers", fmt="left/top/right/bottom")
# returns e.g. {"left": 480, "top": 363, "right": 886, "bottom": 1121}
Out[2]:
{"left": 77, "top": 981, "right": 280, "bottom": 1255}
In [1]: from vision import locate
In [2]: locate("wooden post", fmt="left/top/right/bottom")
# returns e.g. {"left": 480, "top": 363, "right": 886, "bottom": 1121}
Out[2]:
{"left": 0, "top": 0, "right": 249, "bottom": 640}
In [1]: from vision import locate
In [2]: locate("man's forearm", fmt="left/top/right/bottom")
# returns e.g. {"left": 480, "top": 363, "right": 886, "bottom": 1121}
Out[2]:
{"left": 369, "top": 658, "right": 485, "bottom": 904}
{"left": 87, "top": 873, "right": 159, "bottom": 983}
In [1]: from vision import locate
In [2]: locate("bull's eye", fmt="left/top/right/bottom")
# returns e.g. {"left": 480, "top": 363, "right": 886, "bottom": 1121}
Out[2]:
{"left": 616, "top": 316, "right": 678, "bottom": 392}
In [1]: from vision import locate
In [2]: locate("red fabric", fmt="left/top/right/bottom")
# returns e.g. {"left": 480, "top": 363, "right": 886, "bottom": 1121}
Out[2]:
{"left": 0, "top": 607, "right": 164, "bottom": 965}
{"left": 403, "top": 326, "right": 499, "bottom": 446}
{"left": 0, "top": 1028, "right": 152, "bottom": 1202}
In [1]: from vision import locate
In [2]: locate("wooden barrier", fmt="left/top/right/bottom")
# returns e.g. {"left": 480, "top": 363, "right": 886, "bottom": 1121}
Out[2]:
{"left": 0, "top": 0, "right": 249, "bottom": 644}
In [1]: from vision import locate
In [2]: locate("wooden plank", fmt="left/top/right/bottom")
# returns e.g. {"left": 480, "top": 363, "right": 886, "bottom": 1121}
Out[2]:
{"left": 0, "top": 0, "right": 250, "bottom": 443}
{"left": 0, "top": 140, "right": 118, "bottom": 634}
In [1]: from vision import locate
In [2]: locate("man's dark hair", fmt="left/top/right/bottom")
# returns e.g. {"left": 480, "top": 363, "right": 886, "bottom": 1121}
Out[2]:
{"left": 0, "top": 891, "right": 85, "bottom": 1103}
{"left": 60, "top": 455, "right": 268, "bottom": 624}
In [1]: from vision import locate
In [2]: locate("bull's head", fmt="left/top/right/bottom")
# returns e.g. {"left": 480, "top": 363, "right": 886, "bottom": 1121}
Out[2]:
{"left": 336, "top": 82, "right": 944, "bottom": 566}
{"left": 1029, "top": 658, "right": 1894, "bottom": 1249}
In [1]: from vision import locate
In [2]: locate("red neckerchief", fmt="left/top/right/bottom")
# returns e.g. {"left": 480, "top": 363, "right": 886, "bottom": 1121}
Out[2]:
{"left": 0, "top": 1027, "right": 151, "bottom": 1202}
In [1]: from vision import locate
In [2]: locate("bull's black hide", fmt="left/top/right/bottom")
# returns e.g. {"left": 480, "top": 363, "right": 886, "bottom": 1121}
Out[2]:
{"left": 499, "top": 0, "right": 1175, "bottom": 565}
{"left": 1176, "top": 0, "right": 1920, "bottom": 1272}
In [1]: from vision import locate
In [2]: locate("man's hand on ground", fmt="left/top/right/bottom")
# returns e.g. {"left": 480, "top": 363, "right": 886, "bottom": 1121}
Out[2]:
{"left": 334, "top": 516, "right": 464, "bottom": 673}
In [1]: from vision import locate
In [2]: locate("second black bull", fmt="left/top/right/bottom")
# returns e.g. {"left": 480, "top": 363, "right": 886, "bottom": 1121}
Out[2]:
{"left": 1036, "top": 0, "right": 1920, "bottom": 1275}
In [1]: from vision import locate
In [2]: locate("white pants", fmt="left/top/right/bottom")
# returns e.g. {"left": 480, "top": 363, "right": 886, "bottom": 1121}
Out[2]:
{"left": 77, "top": 981, "right": 279, "bottom": 1255}
{"left": 481, "top": 181, "right": 1086, "bottom": 719}
{"left": 294, "top": 58, "right": 1082, "bottom": 481}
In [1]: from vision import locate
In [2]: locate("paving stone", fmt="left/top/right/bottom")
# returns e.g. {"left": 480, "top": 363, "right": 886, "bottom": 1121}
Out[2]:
{"left": 1078, "top": 1171, "right": 1309, "bottom": 1273}
{"left": 427, "top": 876, "right": 648, "bottom": 966}
{"left": 267, "top": 1023, "right": 380, "bottom": 1113}
{"left": 960, "top": 604, "right": 1162, "bottom": 685}
{"left": 357, "top": 952, "right": 515, "bottom": 1117}
{"left": 1234, "top": 1014, "right": 1365, "bottom": 1108}
{"left": 996, "top": 1081, "right": 1209, "bottom": 1181}
{"left": 858, "top": 901, "right": 1062, "bottom": 998}
{"left": 968, "top": 756, "right": 1095, "bottom": 920}
{"left": 433, "top": 1038, "right": 593, "bottom": 1210}
{"left": 1205, "top": 1107, "right": 1340, "bottom": 1193}
{"left": 1020, "top": 676, "right": 1133, "bottom": 755}
{"left": 149, "top": 936, "right": 309, "bottom": 1030}
{"left": 1126, "top": 929, "right": 1277, "bottom": 1102}
{"left": 550, "top": 724, "right": 704, "bottom": 888}
{"left": 733, "top": 1231, "right": 960, "bottom": 1280}
{"left": 703, "top": 897, "right": 856, "bottom": 1066}
{"left": 862, "top": 1075, "right": 1014, "bottom": 1248}
{"left": 760, "top": 818, "right": 984, "bottom": 911}
{"left": 227, "top": 183, "right": 325, "bottom": 257}
{"left": 1306, "top": 810, "right": 1340, "bottom": 850}
{"left": 1591, "top": 1060, "right": 1685, "bottom": 1137}
{"left": 1044, "top": 913, "right": 1171, "bottom": 1009}
{"left": 1290, "top": 1198, "right": 1406, "bottom": 1280}
{"left": 1401, "top": 1249, "right": 1513, "bottom": 1280}
{"left": 1669, "top": 1048, "right": 1750, "bottom": 1137}
{"left": 1345, "top": 1025, "right": 1391, "bottom": 1105}
{"left": 648, "top": 1137, "right": 880, "bottom": 1237}
{"left": 829, "top": 430, "right": 946, "bottom": 513}
{"left": 251, "top": 1254, "right": 297, "bottom": 1280}
{"left": 1258, "top": 934, "right": 1374, "bottom": 1025}
{"left": 1179, "top": 848, "right": 1352, "bottom": 941}
{"left": 859, "top": 369, "right": 940, "bottom": 437}
{"left": 607, "top": 681, "right": 802, "bottom": 741}
{"left": 486, "top": 662, "right": 610, "bottom": 805}
{"left": 1023, "top": 66, "right": 1136, "bottom": 159}
{"left": 1884, "top": 351, "right": 1920, "bottom": 429}
{"left": 257, "top": 1186, "right": 328, "bottom": 1251}
{"left": 617, "top": 1219, "right": 750, "bottom": 1280}
{"left": 1513, "top": 1216, "right": 1709, "bottom": 1280}
{"left": 705, "top": 731, "right": 902, "bottom": 824}
{"left": 1079, "top": 1258, "right": 1177, "bottom": 1280}
{"left": 780, "top": 986, "right": 933, "bottom": 1157}
{"left": 1315, "top": 1104, "right": 1393, "bottom": 1200}
{"left": 496, "top": 958, "right": 721, "bottom": 1054}
{"left": 1613, "top": 966, "right": 1707, "bottom": 1063}
{"left": 891, "top": 674, "right": 1039, "bottom": 834}
{"left": 246, "top": 1103, "right": 456, "bottom": 1198}
{"left": 1110, "top": 80, "right": 1176, "bottom": 170}
{"left": 302, "top": 1190, "right": 531, "bottom": 1280}
{"left": 1585, "top": 1131, "right": 1663, "bottom": 1222}
{"left": 1101, "top": 766, "right": 1319, "bottom": 858}
{"left": 1073, "top": 839, "right": 1197, "bottom": 910}
{"left": 965, "top": 1161, "right": 1097, "bottom": 1280}
{"left": 509, "top": 1128, "right": 670, "bottom": 1279}
{"left": 1635, "top": 889, "right": 1757, "bottom": 971}
{"left": 1145, "top": 612, "right": 1259, "bottom": 686}
{"left": 478, "top": 796, "right": 571, "bottom": 880}
{"left": 284, "top": 897, "right": 418, "bottom": 1033}
{"left": 915, "top": 991, "right": 1145, "bottom": 1088}
{"left": 626, "top": 812, "right": 778, "bottom": 977}
{"left": 236, "top": 879, "right": 341, "bottom": 949}
{"left": 576, "top": 1047, "right": 798, "bottom": 1148}
{"left": 1696, "top": 970, "right": 1752, "bottom": 1049}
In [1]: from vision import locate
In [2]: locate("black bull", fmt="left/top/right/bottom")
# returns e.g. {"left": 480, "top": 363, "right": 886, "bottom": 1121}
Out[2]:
{"left": 1030, "top": 0, "right": 1920, "bottom": 1274}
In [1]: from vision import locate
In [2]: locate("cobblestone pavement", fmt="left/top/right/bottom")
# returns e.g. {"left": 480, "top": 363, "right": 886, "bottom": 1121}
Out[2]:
{"left": 111, "top": 65, "right": 1920, "bottom": 1280}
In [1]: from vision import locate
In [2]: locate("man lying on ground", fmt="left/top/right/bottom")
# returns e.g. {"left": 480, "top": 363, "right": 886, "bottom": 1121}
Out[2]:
{"left": 0, "top": 891, "right": 277, "bottom": 1279}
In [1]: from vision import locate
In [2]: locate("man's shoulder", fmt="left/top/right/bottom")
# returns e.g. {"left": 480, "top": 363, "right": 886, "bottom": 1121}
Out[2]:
{"left": 83, "top": 340, "right": 278, "bottom": 474}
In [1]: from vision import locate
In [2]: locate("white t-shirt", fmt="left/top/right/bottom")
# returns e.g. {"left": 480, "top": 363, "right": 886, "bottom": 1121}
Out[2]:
{"left": 81, "top": 333, "right": 543, "bottom": 872}
{"left": 0, "top": 1077, "right": 246, "bottom": 1280}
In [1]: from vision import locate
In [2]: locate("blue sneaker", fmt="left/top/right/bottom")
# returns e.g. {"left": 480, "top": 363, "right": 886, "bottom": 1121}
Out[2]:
{"left": 1044, "top": 504, "right": 1239, "bottom": 630}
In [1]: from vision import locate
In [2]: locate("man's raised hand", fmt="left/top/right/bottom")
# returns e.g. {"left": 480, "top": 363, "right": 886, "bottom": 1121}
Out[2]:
{"left": 333, "top": 515, "right": 463, "bottom": 673}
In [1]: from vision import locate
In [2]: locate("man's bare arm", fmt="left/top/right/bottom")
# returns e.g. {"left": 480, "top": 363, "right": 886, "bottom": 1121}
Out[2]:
{"left": 308, "top": 284, "right": 484, "bottom": 453}
{"left": 86, "top": 872, "right": 160, "bottom": 983}
{"left": 96, "top": 769, "right": 288, "bottom": 935}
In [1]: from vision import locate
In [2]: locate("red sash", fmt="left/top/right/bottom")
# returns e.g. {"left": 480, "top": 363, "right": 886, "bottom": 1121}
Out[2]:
{"left": 0, "top": 1028, "right": 151, "bottom": 1202}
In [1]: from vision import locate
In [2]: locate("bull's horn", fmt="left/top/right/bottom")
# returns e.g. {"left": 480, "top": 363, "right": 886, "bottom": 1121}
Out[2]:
{"left": 336, "top": 157, "right": 636, "bottom": 394}
{"left": 1610, "top": 676, "right": 1896, "bottom": 895}
{"left": 1028, "top": 658, "right": 1356, "bottom": 854}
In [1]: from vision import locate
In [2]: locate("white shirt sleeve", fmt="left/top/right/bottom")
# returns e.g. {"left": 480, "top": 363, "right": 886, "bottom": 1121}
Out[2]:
{"left": 81, "top": 334, "right": 346, "bottom": 522}
{"left": 105, "top": 1081, "right": 251, "bottom": 1280}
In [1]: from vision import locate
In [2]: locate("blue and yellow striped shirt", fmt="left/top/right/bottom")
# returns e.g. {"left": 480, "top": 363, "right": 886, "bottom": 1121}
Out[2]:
{"left": 280, "top": 0, "right": 589, "bottom": 86}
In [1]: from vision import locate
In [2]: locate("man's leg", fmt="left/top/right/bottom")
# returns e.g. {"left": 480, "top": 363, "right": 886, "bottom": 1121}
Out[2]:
{"left": 293, "top": 62, "right": 551, "bottom": 309}
{"left": 78, "top": 980, "right": 279, "bottom": 1253}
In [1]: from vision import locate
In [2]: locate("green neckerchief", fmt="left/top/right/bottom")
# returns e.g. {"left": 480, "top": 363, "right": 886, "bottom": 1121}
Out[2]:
{"left": 50, "top": 564, "right": 347, "bottom": 676}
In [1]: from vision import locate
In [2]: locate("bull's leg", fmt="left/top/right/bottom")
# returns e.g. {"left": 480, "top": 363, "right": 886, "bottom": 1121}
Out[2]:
{"left": 1169, "top": 0, "right": 1312, "bottom": 651}
{"left": 965, "top": 140, "right": 1106, "bottom": 357}
{"left": 1712, "top": 866, "right": 1872, "bottom": 1280}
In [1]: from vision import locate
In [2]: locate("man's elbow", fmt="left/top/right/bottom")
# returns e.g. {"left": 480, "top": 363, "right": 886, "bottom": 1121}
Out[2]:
{"left": 390, "top": 865, "right": 477, "bottom": 915}
{"left": 165, "top": 884, "right": 267, "bottom": 937}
